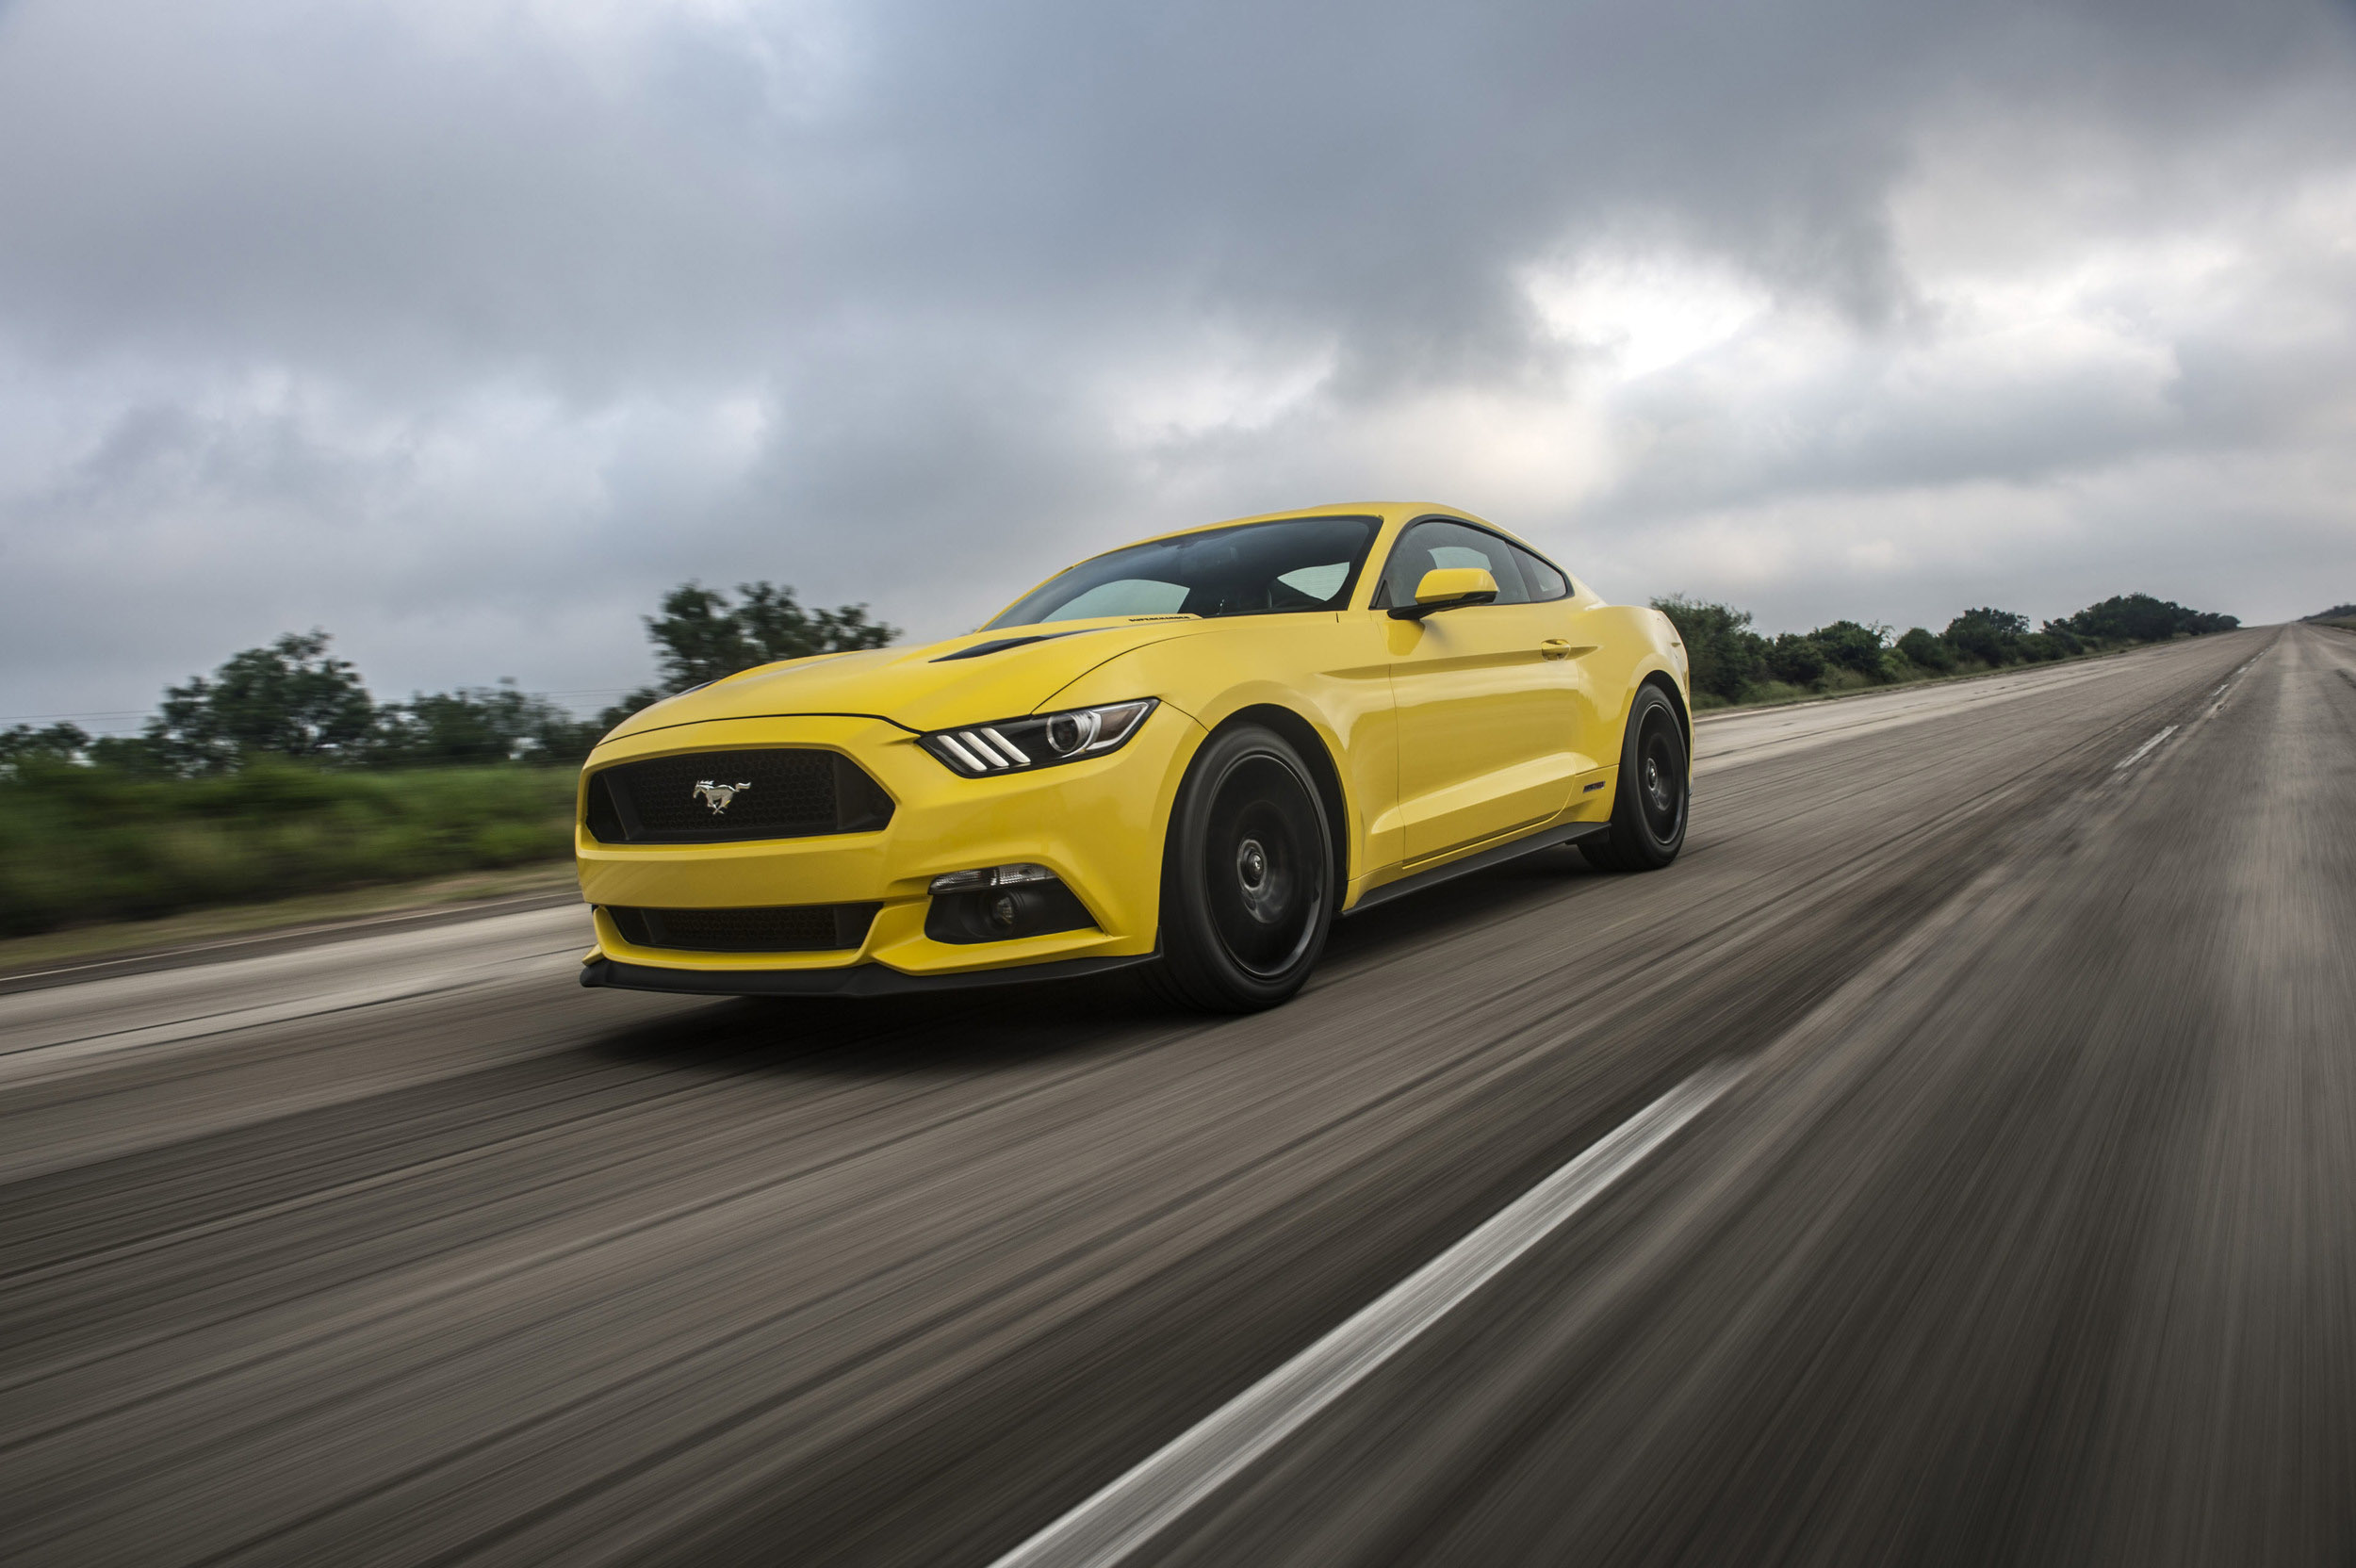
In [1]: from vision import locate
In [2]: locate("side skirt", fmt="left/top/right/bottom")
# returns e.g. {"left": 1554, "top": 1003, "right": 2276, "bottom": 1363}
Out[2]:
{"left": 1344, "top": 819, "right": 1611, "bottom": 918}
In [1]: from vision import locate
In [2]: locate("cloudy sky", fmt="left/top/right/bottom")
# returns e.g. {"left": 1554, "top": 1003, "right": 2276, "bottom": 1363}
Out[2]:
{"left": 2, "top": 0, "right": 2352, "bottom": 728}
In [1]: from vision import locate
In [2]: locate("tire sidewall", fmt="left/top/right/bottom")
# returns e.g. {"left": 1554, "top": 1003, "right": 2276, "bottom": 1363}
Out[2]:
{"left": 1160, "top": 724, "right": 1335, "bottom": 1009}
{"left": 1611, "top": 685, "right": 1689, "bottom": 867}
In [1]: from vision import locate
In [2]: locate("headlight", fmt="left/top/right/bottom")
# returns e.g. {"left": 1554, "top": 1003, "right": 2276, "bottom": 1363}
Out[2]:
{"left": 918, "top": 698, "right": 1157, "bottom": 777}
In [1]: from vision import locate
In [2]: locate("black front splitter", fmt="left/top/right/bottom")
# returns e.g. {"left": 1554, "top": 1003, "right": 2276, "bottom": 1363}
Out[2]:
{"left": 579, "top": 950, "right": 1159, "bottom": 998}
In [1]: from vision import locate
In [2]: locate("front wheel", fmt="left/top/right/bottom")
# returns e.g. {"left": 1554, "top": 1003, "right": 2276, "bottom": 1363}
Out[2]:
{"left": 1153, "top": 724, "right": 1335, "bottom": 1012}
{"left": 1580, "top": 684, "right": 1689, "bottom": 873}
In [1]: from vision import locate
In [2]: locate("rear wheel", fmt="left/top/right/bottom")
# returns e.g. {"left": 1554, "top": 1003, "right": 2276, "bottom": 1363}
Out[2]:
{"left": 1153, "top": 725, "right": 1334, "bottom": 1011}
{"left": 1580, "top": 684, "right": 1689, "bottom": 873}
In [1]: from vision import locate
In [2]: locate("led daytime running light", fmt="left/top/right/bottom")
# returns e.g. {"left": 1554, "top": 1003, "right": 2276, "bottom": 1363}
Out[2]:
{"left": 919, "top": 698, "right": 1157, "bottom": 777}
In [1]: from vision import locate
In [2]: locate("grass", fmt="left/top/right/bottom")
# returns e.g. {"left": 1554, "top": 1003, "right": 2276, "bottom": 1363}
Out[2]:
{"left": 0, "top": 760, "right": 579, "bottom": 939}
{"left": 0, "top": 861, "right": 581, "bottom": 977}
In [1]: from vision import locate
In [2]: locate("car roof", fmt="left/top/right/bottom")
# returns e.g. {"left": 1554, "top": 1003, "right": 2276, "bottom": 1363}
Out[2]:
{"left": 982, "top": 503, "right": 1580, "bottom": 629}
{"left": 1106, "top": 502, "right": 1538, "bottom": 557}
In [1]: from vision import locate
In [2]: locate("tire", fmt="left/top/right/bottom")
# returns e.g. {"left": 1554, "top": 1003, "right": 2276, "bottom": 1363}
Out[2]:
{"left": 1153, "top": 724, "right": 1336, "bottom": 1012}
{"left": 1579, "top": 684, "right": 1690, "bottom": 873}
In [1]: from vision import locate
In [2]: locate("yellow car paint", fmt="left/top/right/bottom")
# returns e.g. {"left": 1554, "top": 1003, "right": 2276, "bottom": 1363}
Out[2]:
{"left": 577, "top": 502, "right": 1688, "bottom": 986}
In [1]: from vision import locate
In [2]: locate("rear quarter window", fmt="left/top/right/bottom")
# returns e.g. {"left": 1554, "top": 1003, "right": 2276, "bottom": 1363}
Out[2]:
{"left": 1513, "top": 546, "right": 1570, "bottom": 601}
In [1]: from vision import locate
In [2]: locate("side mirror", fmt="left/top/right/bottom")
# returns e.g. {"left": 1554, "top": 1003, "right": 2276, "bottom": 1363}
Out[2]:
{"left": 1389, "top": 566, "right": 1499, "bottom": 621}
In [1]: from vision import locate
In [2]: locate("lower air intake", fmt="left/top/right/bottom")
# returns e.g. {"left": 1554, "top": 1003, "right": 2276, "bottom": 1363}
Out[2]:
{"left": 606, "top": 903, "right": 880, "bottom": 954}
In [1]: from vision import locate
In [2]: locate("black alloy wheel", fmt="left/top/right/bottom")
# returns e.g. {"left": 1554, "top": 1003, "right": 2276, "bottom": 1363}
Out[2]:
{"left": 1581, "top": 684, "right": 1690, "bottom": 873}
{"left": 1155, "top": 724, "right": 1335, "bottom": 1011}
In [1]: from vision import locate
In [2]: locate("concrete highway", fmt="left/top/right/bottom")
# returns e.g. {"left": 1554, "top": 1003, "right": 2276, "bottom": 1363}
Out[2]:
{"left": 2, "top": 623, "right": 2349, "bottom": 1566}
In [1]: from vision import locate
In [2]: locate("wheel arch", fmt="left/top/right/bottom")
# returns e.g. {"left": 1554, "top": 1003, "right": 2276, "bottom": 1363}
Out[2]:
{"left": 1639, "top": 669, "right": 1692, "bottom": 754}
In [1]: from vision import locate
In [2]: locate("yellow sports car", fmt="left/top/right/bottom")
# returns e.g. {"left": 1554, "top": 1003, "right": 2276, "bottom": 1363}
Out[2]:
{"left": 576, "top": 503, "right": 1691, "bottom": 1010}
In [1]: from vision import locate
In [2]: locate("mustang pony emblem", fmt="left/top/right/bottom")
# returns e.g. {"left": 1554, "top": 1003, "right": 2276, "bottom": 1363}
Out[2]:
{"left": 692, "top": 779, "right": 754, "bottom": 814}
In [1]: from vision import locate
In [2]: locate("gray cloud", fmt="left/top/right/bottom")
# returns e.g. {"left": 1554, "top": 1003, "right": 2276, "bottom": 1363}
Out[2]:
{"left": 2, "top": 0, "right": 2352, "bottom": 727}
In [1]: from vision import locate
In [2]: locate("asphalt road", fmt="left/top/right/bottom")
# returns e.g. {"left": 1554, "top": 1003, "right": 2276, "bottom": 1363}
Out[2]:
{"left": 3, "top": 624, "right": 2349, "bottom": 1567}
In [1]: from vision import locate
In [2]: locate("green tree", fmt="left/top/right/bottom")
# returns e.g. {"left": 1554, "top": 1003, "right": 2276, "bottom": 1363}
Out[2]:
{"left": 588, "top": 581, "right": 899, "bottom": 732}
{"left": 87, "top": 735, "right": 173, "bottom": 774}
{"left": 1807, "top": 619, "right": 1890, "bottom": 679}
{"left": 2056, "top": 593, "right": 2237, "bottom": 643}
{"left": 0, "top": 722, "right": 90, "bottom": 775}
{"left": 643, "top": 584, "right": 745, "bottom": 691}
{"left": 379, "top": 679, "right": 605, "bottom": 766}
{"left": 646, "top": 580, "right": 896, "bottom": 691}
{"left": 1766, "top": 632, "right": 1827, "bottom": 686}
{"left": 1942, "top": 607, "right": 2030, "bottom": 667}
{"left": 1895, "top": 627, "right": 1952, "bottom": 670}
{"left": 146, "top": 630, "right": 382, "bottom": 773}
{"left": 1650, "top": 595, "right": 1768, "bottom": 702}
{"left": 733, "top": 581, "right": 895, "bottom": 666}
{"left": 2037, "top": 619, "right": 2085, "bottom": 656}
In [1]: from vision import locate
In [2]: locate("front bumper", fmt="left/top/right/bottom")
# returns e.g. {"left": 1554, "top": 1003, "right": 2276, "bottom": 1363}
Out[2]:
{"left": 574, "top": 708, "right": 1198, "bottom": 989}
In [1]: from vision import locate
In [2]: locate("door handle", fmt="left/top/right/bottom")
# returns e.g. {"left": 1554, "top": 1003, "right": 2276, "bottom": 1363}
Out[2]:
{"left": 1540, "top": 639, "right": 1574, "bottom": 661}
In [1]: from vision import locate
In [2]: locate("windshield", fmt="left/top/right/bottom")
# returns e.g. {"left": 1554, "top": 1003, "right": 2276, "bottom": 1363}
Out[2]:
{"left": 987, "top": 516, "right": 1381, "bottom": 629}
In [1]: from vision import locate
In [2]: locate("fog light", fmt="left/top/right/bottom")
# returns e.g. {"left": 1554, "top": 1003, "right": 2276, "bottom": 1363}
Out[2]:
{"left": 925, "top": 868, "right": 1098, "bottom": 945}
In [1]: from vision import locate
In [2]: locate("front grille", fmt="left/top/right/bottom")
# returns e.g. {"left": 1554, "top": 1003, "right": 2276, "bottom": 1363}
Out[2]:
{"left": 584, "top": 748, "right": 893, "bottom": 843}
{"left": 607, "top": 903, "right": 881, "bottom": 953}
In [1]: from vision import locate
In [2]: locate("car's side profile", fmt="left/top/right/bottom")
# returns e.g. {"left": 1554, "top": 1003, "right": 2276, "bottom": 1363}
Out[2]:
{"left": 576, "top": 503, "right": 1692, "bottom": 1010}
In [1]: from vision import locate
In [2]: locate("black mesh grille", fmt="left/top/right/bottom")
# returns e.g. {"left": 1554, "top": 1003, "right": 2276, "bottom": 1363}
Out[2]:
{"left": 584, "top": 749, "right": 893, "bottom": 843}
{"left": 607, "top": 903, "right": 880, "bottom": 953}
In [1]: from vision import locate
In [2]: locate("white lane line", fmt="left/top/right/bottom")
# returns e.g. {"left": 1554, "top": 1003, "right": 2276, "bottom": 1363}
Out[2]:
{"left": 989, "top": 1059, "right": 1748, "bottom": 1568}
{"left": 2113, "top": 725, "right": 2178, "bottom": 771}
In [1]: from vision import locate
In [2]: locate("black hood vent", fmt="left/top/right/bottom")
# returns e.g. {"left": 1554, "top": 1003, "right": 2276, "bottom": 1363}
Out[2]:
{"left": 930, "top": 629, "right": 1101, "bottom": 662}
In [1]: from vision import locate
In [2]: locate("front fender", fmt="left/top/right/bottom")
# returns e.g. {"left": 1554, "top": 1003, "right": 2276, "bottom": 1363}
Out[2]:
{"left": 1039, "top": 617, "right": 1399, "bottom": 890}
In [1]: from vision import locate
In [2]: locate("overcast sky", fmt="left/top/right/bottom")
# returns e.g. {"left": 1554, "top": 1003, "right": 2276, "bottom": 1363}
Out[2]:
{"left": 3, "top": 0, "right": 2352, "bottom": 728}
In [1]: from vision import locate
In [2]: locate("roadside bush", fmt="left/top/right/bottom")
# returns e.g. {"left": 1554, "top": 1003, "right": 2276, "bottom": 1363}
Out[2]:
{"left": 1895, "top": 627, "right": 1952, "bottom": 670}
{"left": 1649, "top": 596, "right": 1769, "bottom": 703}
{"left": 1815, "top": 665, "right": 1882, "bottom": 694}
{"left": 1808, "top": 620, "right": 1891, "bottom": 680}
{"left": 1643, "top": 587, "right": 2241, "bottom": 710}
{"left": 2057, "top": 593, "right": 2236, "bottom": 643}
{"left": 2037, "top": 621, "right": 2085, "bottom": 656}
{"left": 0, "top": 759, "right": 577, "bottom": 937}
{"left": 1766, "top": 632, "right": 1827, "bottom": 686}
{"left": 1942, "top": 607, "right": 2030, "bottom": 666}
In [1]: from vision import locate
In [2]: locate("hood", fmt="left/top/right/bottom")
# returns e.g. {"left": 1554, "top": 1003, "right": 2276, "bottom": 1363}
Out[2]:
{"left": 598, "top": 616, "right": 1207, "bottom": 743}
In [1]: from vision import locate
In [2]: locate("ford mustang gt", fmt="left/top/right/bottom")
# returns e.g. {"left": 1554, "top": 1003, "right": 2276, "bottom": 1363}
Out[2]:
{"left": 576, "top": 503, "right": 1692, "bottom": 1011}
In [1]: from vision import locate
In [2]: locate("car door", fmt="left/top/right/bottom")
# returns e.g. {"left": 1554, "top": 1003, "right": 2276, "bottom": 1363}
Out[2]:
{"left": 1381, "top": 518, "right": 1585, "bottom": 862}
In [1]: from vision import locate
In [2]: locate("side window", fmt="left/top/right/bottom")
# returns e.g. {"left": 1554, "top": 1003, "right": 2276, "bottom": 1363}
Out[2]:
{"left": 1513, "top": 545, "right": 1570, "bottom": 602}
{"left": 1380, "top": 520, "right": 1532, "bottom": 607}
